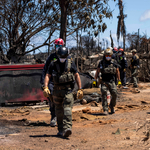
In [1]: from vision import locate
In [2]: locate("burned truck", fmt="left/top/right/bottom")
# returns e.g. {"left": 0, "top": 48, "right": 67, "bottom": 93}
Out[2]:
{"left": 0, "top": 63, "right": 95, "bottom": 106}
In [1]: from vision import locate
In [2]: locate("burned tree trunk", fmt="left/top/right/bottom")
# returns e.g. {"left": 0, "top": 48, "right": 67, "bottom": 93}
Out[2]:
{"left": 59, "top": 0, "right": 68, "bottom": 44}
{"left": 110, "top": 30, "right": 114, "bottom": 48}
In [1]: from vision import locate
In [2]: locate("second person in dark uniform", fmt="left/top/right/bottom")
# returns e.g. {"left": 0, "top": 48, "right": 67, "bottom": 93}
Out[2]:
{"left": 130, "top": 49, "right": 139, "bottom": 88}
{"left": 117, "top": 48, "right": 128, "bottom": 88}
{"left": 95, "top": 48, "right": 121, "bottom": 115}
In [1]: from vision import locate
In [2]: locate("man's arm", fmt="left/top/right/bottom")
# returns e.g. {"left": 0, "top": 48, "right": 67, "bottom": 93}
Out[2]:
{"left": 95, "top": 68, "right": 100, "bottom": 79}
{"left": 40, "top": 55, "right": 52, "bottom": 85}
{"left": 42, "top": 73, "right": 51, "bottom": 98}
{"left": 75, "top": 72, "right": 84, "bottom": 99}
{"left": 74, "top": 72, "right": 82, "bottom": 89}
{"left": 44, "top": 74, "right": 51, "bottom": 87}
{"left": 116, "top": 68, "right": 120, "bottom": 80}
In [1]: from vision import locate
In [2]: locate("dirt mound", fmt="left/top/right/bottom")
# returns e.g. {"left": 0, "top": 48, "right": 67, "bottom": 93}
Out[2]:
{"left": 0, "top": 108, "right": 30, "bottom": 117}
{"left": 72, "top": 110, "right": 105, "bottom": 122}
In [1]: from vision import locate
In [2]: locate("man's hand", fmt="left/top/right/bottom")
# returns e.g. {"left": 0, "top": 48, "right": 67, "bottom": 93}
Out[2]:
{"left": 43, "top": 86, "right": 50, "bottom": 97}
{"left": 118, "top": 80, "right": 122, "bottom": 87}
{"left": 77, "top": 89, "right": 83, "bottom": 99}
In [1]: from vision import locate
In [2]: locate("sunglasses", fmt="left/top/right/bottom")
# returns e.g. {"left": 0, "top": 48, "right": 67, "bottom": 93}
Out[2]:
{"left": 55, "top": 45, "right": 62, "bottom": 48}
{"left": 105, "top": 55, "right": 111, "bottom": 57}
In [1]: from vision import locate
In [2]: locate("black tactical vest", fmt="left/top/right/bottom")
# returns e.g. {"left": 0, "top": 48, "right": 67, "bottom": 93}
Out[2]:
{"left": 101, "top": 59, "right": 117, "bottom": 75}
{"left": 131, "top": 54, "right": 139, "bottom": 67}
{"left": 52, "top": 59, "right": 75, "bottom": 85}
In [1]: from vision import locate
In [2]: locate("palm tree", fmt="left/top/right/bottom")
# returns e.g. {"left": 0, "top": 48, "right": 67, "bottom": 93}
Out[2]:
{"left": 117, "top": 0, "right": 127, "bottom": 50}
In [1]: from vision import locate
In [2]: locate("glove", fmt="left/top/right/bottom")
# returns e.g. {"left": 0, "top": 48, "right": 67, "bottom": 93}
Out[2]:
{"left": 92, "top": 79, "right": 97, "bottom": 87}
{"left": 43, "top": 86, "right": 50, "bottom": 97}
{"left": 123, "top": 68, "right": 126, "bottom": 72}
{"left": 118, "top": 80, "right": 122, "bottom": 86}
{"left": 77, "top": 89, "right": 83, "bottom": 99}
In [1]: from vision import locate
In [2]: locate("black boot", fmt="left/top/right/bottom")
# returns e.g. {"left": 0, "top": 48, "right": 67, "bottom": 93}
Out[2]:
{"left": 109, "top": 105, "right": 115, "bottom": 114}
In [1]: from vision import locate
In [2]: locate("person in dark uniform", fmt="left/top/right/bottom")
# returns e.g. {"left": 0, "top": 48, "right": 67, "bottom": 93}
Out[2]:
{"left": 112, "top": 47, "right": 118, "bottom": 60}
{"left": 40, "top": 38, "right": 64, "bottom": 127}
{"left": 95, "top": 48, "right": 121, "bottom": 115}
{"left": 130, "top": 49, "right": 139, "bottom": 88}
{"left": 117, "top": 48, "right": 128, "bottom": 88}
{"left": 43, "top": 46, "right": 83, "bottom": 137}
{"left": 112, "top": 47, "right": 119, "bottom": 85}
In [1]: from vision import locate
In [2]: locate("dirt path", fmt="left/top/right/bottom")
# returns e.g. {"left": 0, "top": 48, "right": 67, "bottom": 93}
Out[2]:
{"left": 1, "top": 82, "right": 150, "bottom": 150}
